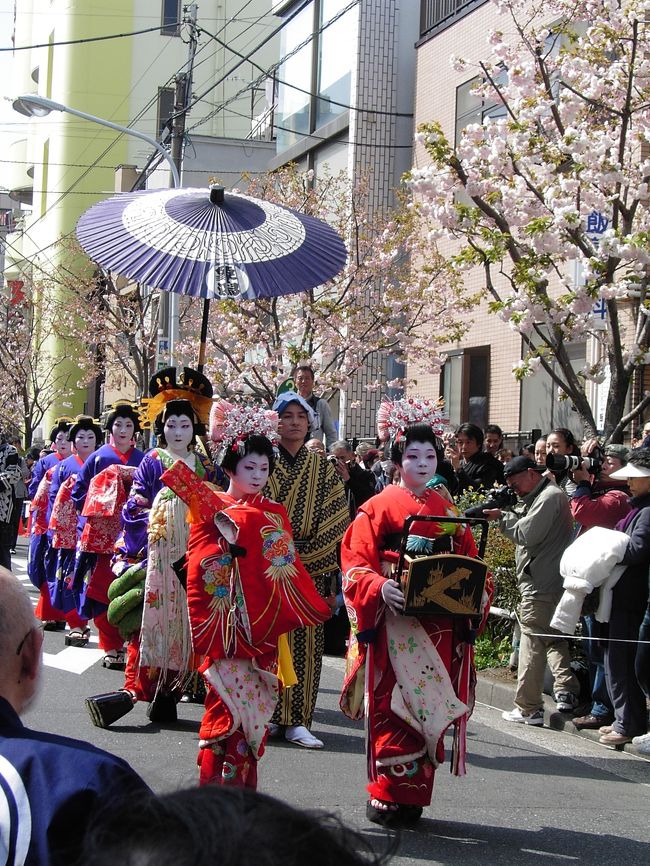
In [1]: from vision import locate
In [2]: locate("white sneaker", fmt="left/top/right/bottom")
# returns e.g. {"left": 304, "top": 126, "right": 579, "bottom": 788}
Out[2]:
{"left": 631, "top": 733, "right": 650, "bottom": 754}
{"left": 502, "top": 708, "right": 544, "bottom": 726}
{"left": 285, "top": 725, "right": 324, "bottom": 749}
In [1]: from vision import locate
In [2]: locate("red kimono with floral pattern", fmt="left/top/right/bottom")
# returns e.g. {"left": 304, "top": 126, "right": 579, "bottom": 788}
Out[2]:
{"left": 161, "top": 462, "right": 330, "bottom": 788}
{"left": 340, "top": 485, "right": 492, "bottom": 808}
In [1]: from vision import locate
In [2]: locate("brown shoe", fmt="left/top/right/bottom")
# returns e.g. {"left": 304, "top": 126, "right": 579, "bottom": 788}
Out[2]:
{"left": 599, "top": 731, "right": 633, "bottom": 748}
{"left": 599, "top": 725, "right": 614, "bottom": 734}
{"left": 573, "top": 714, "right": 611, "bottom": 730}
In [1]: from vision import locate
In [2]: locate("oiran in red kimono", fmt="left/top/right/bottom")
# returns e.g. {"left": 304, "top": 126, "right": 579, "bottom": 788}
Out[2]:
{"left": 340, "top": 398, "right": 492, "bottom": 828}
{"left": 163, "top": 400, "right": 331, "bottom": 789}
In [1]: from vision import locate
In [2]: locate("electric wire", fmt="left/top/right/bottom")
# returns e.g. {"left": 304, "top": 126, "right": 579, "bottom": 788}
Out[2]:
{"left": 0, "top": 22, "right": 183, "bottom": 52}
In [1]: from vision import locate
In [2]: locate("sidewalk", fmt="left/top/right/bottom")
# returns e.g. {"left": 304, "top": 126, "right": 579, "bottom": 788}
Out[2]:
{"left": 476, "top": 668, "right": 650, "bottom": 761}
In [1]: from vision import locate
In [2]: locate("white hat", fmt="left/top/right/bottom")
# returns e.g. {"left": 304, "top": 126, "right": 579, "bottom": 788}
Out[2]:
{"left": 609, "top": 463, "right": 650, "bottom": 479}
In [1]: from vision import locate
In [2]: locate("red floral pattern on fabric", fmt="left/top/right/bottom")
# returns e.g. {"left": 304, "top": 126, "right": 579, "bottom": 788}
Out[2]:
{"left": 50, "top": 474, "right": 79, "bottom": 549}
{"left": 80, "top": 464, "right": 137, "bottom": 553}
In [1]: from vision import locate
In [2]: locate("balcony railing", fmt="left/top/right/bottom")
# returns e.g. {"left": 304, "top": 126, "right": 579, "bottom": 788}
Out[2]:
{"left": 420, "top": 0, "right": 487, "bottom": 40}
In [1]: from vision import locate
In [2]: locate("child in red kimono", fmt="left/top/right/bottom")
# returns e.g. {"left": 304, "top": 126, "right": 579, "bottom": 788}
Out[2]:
{"left": 163, "top": 400, "right": 331, "bottom": 788}
{"left": 340, "top": 398, "right": 492, "bottom": 828}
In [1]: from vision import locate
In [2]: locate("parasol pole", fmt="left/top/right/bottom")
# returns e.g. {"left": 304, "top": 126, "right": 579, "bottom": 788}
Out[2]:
{"left": 198, "top": 299, "right": 210, "bottom": 373}
{"left": 197, "top": 185, "right": 225, "bottom": 372}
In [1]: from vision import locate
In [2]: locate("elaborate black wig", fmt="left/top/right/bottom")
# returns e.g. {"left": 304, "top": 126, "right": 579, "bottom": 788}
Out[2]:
{"left": 390, "top": 423, "right": 443, "bottom": 467}
{"left": 220, "top": 433, "right": 276, "bottom": 476}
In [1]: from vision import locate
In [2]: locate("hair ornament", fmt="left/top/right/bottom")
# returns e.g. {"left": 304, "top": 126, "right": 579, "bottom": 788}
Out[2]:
{"left": 210, "top": 399, "right": 279, "bottom": 460}
{"left": 139, "top": 366, "right": 214, "bottom": 430}
{"left": 377, "top": 396, "right": 447, "bottom": 443}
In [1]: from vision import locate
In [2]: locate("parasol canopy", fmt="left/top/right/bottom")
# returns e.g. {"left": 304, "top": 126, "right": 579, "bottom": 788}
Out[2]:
{"left": 75, "top": 185, "right": 348, "bottom": 300}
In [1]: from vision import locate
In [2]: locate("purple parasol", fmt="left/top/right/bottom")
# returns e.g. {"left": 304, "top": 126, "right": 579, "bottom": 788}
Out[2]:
{"left": 76, "top": 185, "right": 348, "bottom": 301}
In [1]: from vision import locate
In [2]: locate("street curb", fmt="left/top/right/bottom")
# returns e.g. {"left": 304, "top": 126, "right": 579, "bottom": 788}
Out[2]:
{"left": 476, "top": 672, "right": 650, "bottom": 761}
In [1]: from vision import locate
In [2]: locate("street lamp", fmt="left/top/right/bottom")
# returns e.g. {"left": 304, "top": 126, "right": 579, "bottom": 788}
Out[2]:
{"left": 12, "top": 94, "right": 180, "bottom": 188}
{"left": 12, "top": 93, "right": 181, "bottom": 364}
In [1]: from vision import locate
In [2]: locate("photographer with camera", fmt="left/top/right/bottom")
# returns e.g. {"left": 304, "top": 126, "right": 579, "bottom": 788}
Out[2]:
{"left": 568, "top": 442, "right": 632, "bottom": 730}
{"left": 328, "top": 440, "right": 377, "bottom": 520}
{"left": 483, "top": 456, "right": 581, "bottom": 724}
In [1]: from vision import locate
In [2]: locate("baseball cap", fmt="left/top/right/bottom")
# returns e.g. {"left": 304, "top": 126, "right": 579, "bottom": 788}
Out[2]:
{"left": 603, "top": 444, "right": 629, "bottom": 464}
{"left": 503, "top": 455, "right": 543, "bottom": 479}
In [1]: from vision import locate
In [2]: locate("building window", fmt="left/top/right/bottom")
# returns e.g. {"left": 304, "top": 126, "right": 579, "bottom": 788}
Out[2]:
{"left": 161, "top": 0, "right": 181, "bottom": 36}
{"left": 519, "top": 336, "right": 586, "bottom": 439}
{"left": 316, "top": 0, "right": 358, "bottom": 129}
{"left": 455, "top": 71, "right": 507, "bottom": 146}
{"left": 441, "top": 346, "right": 490, "bottom": 429}
{"left": 157, "top": 87, "right": 175, "bottom": 137}
{"left": 276, "top": 0, "right": 357, "bottom": 153}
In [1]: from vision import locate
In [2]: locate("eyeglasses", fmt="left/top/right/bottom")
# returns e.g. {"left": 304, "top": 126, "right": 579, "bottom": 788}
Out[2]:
{"left": 15, "top": 622, "right": 44, "bottom": 655}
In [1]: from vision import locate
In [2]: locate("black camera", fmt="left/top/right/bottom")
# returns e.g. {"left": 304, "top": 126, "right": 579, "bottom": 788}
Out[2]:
{"left": 464, "top": 485, "right": 519, "bottom": 518}
{"left": 545, "top": 451, "right": 603, "bottom": 474}
{"left": 327, "top": 455, "right": 339, "bottom": 465}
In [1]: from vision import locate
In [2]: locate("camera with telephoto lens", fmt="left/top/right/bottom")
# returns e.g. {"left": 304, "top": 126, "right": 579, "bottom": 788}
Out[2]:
{"left": 464, "top": 485, "right": 519, "bottom": 518}
{"left": 545, "top": 449, "right": 603, "bottom": 474}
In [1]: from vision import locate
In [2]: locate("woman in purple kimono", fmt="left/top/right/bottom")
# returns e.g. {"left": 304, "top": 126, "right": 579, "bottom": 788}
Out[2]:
{"left": 85, "top": 367, "right": 215, "bottom": 729}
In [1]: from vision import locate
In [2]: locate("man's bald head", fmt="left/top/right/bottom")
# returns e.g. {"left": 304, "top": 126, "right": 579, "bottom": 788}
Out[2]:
{"left": 0, "top": 567, "right": 42, "bottom": 713}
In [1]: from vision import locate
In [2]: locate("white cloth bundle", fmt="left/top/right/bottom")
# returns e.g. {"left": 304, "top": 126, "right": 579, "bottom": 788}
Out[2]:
{"left": 551, "top": 527, "right": 629, "bottom": 634}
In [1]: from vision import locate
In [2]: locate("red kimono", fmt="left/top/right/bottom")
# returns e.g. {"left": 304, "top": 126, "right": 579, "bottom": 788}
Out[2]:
{"left": 340, "top": 485, "right": 491, "bottom": 808}
{"left": 161, "top": 462, "right": 331, "bottom": 788}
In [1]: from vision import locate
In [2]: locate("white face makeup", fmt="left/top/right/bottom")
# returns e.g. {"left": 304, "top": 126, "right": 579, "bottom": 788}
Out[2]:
{"left": 110, "top": 416, "right": 135, "bottom": 453}
{"left": 73, "top": 429, "right": 97, "bottom": 460}
{"left": 54, "top": 430, "right": 72, "bottom": 459}
{"left": 163, "top": 414, "right": 194, "bottom": 456}
{"left": 226, "top": 453, "right": 270, "bottom": 499}
{"left": 399, "top": 440, "right": 438, "bottom": 495}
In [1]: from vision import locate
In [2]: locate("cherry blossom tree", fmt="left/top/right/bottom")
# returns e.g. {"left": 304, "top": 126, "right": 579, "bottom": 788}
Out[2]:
{"left": 177, "top": 165, "right": 473, "bottom": 404}
{"left": 410, "top": 0, "right": 650, "bottom": 440}
{"left": 0, "top": 284, "right": 96, "bottom": 445}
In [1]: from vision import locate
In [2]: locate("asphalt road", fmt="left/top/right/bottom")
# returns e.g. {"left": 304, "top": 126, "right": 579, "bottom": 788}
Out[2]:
{"left": 12, "top": 541, "right": 650, "bottom": 866}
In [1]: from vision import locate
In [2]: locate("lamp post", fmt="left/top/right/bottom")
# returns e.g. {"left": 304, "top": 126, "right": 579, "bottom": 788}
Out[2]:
{"left": 13, "top": 93, "right": 181, "bottom": 368}
{"left": 12, "top": 94, "right": 180, "bottom": 187}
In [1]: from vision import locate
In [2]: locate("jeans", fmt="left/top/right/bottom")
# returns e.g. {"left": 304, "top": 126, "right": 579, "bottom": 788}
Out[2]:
{"left": 582, "top": 614, "right": 613, "bottom": 719}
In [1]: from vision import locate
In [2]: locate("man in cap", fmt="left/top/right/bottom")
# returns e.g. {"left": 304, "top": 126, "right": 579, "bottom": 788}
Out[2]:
{"left": 265, "top": 392, "right": 349, "bottom": 748}
{"left": 569, "top": 441, "right": 631, "bottom": 729}
{"left": 484, "top": 455, "right": 581, "bottom": 724}
{"left": 0, "top": 568, "right": 148, "bottom": 865}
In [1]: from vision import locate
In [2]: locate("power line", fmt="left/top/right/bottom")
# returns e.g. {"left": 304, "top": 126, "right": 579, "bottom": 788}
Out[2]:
{"left": 221, "top": 104, "right": 414, "bottom": 150}
{"left": 188, "top": 1, "right": 361, "bottom": 133}
{"left": 197, "top": 23, "right": 413, "bottom": 119}
{"left": 0, "top": 22, "right": 183, "bottom": 52}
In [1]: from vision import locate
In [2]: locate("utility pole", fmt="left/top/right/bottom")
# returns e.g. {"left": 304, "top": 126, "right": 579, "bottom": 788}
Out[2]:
{"left": 168, "top": 2, "right": 199, "bottom": 364}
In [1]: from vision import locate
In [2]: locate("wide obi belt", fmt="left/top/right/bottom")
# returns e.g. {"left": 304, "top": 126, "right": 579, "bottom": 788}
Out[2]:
{"left": 161, "top": 460, "right": 331, "bottom": 660}
{"left": 80, "top": 464, "right": 137, "bottom": 554}
{"left": 50, "top": 474, "right": 78, "bottom": 549}
{"left": 31, "top": 470, "right": 53, "bottom": 536}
